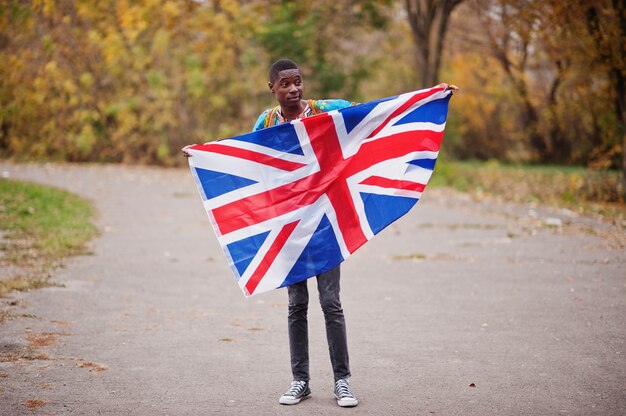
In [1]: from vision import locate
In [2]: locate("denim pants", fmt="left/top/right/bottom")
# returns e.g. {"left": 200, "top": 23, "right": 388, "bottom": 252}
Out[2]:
{"left": 287, "top": 265, "right": 351, "bottom": 382}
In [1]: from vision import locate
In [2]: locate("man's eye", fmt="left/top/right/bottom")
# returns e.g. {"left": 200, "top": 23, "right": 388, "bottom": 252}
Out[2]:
{"left": 281, "top": 83, "right": 288, "bottom": 87}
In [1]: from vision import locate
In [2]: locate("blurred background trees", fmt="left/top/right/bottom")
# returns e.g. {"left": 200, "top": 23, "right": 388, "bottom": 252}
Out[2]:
{"left": 0, "top": 0, "right": 624, "bottom": 195}
{"left": 445, "top": 0, "right": 624, "bottom": 170}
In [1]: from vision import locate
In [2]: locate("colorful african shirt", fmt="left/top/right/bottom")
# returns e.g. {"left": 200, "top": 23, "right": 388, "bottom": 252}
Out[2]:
{"left": 253, "top": 99, "right": 354, "bottom": 131}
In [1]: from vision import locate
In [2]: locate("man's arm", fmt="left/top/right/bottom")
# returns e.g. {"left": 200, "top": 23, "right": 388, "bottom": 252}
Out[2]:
{"left": 314, "top": 99, "right": 356, "bottom": 112}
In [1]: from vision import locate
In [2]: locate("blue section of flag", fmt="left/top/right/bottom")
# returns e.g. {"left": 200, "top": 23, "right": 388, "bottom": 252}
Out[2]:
{"left": 408, "top": 158, "right": 437, "bottom": 170}
{"left": 394, "top": 96, "right": 450, "bottom": 126}
{"left": 280, "top": 214, "right": 344, "bottom": 287}
{"left": 341, "top": 101, "right": 379, "bottom": 134}
{"left": 227, "top": 230, "right": 271, "bottom": 278}
{"left": 229, "top": 123, "right": 304, "bottom": 155}
{"left": 340, "top": 96, "right": 397, "bottom": 134}
{"left": 194, "top": 167, "right": 257, "bottom": 199}
{"left": 360, "top": 193, "right": 418, "bottom": 234}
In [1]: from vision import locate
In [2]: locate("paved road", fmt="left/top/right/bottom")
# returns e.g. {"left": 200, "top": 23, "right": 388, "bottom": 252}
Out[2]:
{"left": 0, "top": 162, "right": 624, "bottom": 415}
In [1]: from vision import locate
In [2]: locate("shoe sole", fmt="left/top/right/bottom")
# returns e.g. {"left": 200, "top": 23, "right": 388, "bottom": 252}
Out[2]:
{"left": 336, "top": 396, "right": 358, "bottom": 407}
{"left": 279, "top": 393, "right": 311, "bottom": 405}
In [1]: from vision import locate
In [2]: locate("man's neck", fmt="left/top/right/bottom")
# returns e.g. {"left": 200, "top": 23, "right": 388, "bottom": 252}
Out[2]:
{"left": 280, "top": 100, "right": 307, "bottom": 121}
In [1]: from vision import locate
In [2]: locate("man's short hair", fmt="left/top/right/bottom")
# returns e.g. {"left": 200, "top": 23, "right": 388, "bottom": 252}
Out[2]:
{"left": 269, "top": 59, "right": 299, "bottom": 83}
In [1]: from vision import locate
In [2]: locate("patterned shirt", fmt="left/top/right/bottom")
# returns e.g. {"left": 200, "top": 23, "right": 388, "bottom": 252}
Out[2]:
{"left": 252, "top": 99, "right": 355, "bottom": 131}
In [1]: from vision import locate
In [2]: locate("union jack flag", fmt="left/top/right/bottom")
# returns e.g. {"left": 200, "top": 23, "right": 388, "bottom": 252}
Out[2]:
{"left": 187, "top": 84, "right": 452, "bottom": 297}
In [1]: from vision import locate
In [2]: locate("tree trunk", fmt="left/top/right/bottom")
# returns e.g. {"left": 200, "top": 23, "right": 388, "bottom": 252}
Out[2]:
{"left": 405, "top": 0, "right": 464, "bottom": 87}
{"left": 587, "top": 0, "right": 626, "bottom": 200}
{"left": 613, "top": 0, "right": 626, "bottom": 201}
{"left": 547, "top": 60, "right": 570, "bottom": 163}
{"left": 610, "top": 64, "right": 626, "bottom": 201}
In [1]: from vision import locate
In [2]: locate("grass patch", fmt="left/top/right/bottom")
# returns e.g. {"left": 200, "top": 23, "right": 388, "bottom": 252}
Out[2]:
{"left": 0, "top": 276, "right": 62, "bottom": 298}
{"left": 0, "top": 179, "right": 98, "bottom": 296}
{"left": 392, "top": 253, "right": 427, "bottom": 261}
{"left": 431, "top": 159, "right": 625, "bottom": 218}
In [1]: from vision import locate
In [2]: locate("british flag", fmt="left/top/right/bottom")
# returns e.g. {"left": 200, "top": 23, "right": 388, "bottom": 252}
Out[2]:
{"left": 187, "top": 84, "right": 452, "bottom": 297}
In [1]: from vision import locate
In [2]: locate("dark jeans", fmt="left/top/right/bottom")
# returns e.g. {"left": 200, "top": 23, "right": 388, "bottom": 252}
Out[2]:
{"left": 287, "top": 265, "right": 351, "bottom": 382}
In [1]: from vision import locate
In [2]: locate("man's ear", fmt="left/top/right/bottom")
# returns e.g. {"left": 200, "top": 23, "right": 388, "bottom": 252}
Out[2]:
{"left": 268, "top": 82, "right": 274, "bottom": 94}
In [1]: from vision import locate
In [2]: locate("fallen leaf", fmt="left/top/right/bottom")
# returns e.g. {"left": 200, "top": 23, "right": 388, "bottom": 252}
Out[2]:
{"left": 23, "top": 399, "right": 46, "bottom": 409}
{"left": 25, "top": 332, "right": 69, "bottom": 348}
{"left": 76, "top": 361, "right": 107, "bottom": 372}
{"left": 248, "top": 327, "right": 264, "bottom": 332}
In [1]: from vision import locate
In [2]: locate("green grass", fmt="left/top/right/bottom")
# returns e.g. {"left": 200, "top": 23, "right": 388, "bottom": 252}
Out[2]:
{"left": 430, "top": 159, "right": 625, "bottom": 218}
{"left": 0, "top": 179, "right": 98, "bottom": 296}
{"left": 392, "top": 253, "right": 427, "bottom": 261}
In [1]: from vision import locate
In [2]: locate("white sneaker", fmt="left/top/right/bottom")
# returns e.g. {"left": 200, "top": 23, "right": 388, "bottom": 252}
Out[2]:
{"left": 334, "top": 379, "right": 358, "bottom": 407}
{"left": 279, "top": 380, "right": 311, "bottom": 405}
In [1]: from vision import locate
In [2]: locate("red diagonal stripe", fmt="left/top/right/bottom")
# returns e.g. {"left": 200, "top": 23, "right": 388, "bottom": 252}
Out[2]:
{"left": 367, "top": 86, "right": 445, "bottom": 139}
{"left": 195, "top": 143, "right": 306, "bottom": 172}
{"left": 326, "top": 180, "right": 367, "bottom": 253}
{"left": 345, "top": 130, "right": 443, "bottom": 177}
{"left": 244, "top": 220, "right": 299, "bottom": 296}
{"left": 359, "top": 176, "right": 426, "bottom": 192}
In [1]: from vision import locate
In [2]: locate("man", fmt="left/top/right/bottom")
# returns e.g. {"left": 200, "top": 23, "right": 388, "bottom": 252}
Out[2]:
{"left": 184, "top": 59, "right": 457, "bottom": 408}
{"left": 254, "top": 59, "right": 358, "bottom": 408}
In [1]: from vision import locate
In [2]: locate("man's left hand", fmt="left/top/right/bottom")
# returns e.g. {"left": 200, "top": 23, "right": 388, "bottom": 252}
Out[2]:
{"left": 182, "top": 144, "right": 195, "bottom": 158}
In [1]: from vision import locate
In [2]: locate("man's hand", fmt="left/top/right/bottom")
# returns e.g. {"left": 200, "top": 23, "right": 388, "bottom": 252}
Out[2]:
{"left": 443, "top": 84, "right": 459, "bottom": 92}
{"left": 182, "top": 144, "right": 196, "bottom": 158}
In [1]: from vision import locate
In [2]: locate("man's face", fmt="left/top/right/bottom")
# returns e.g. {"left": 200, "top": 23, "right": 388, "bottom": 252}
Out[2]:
{"left": 269, "top": 69, "right": 303, "bottom": 108}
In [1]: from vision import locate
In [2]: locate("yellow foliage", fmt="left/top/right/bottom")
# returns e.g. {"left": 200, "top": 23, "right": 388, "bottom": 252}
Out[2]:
{"left": 87, "top": 30, "right": 102, "bottom": 45}
{"left": 1, "top": 0, "right": 621, "bottom": 169}
{"left": 151, "top": 29, "right": 170, "bottom": 56}
{"left": 62, "top": 79, "right": 77, "bottom": 95}
{"left": 44, "top": 61, "right": 58, "bottom": 74}
{"left": 76, "top": 125, "right": 96, "bottom": 156}
{"left": 79, "top": 73, "right": 94, "bottom": 88}
{"left": 35, "top": 0, "right": 56, "bottom": 16}
{"left": 162, "top": 1, "right": 181, "bottom": 19}
{"left": 68, "top": 95, "right": 79, "bottom": 107}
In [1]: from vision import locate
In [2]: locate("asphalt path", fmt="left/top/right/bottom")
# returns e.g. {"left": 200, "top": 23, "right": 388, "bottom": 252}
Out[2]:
{"left": 0, "top": 162, "right": 624, "bottom": 415}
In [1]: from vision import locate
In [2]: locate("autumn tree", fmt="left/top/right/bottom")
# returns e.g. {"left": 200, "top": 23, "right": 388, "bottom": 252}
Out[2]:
{"left": 444, "top": 0, "right": 623, "bottom": 185}
{"left": 0, "top": 0, "right": 397, "bottom": 164}
{"left": 475, "top": 0, "right": 548, "bottom": 160}
{"left": 0, "top": 0, "right": 265, "bottom": 164}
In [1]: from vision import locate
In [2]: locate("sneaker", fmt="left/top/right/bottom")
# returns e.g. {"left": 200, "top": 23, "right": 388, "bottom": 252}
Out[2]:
{"left": 334, "top": 379, "right": 358, "bottom": 407}
{"left": 279, "top": 380, "right": 311, "bottom": 405}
